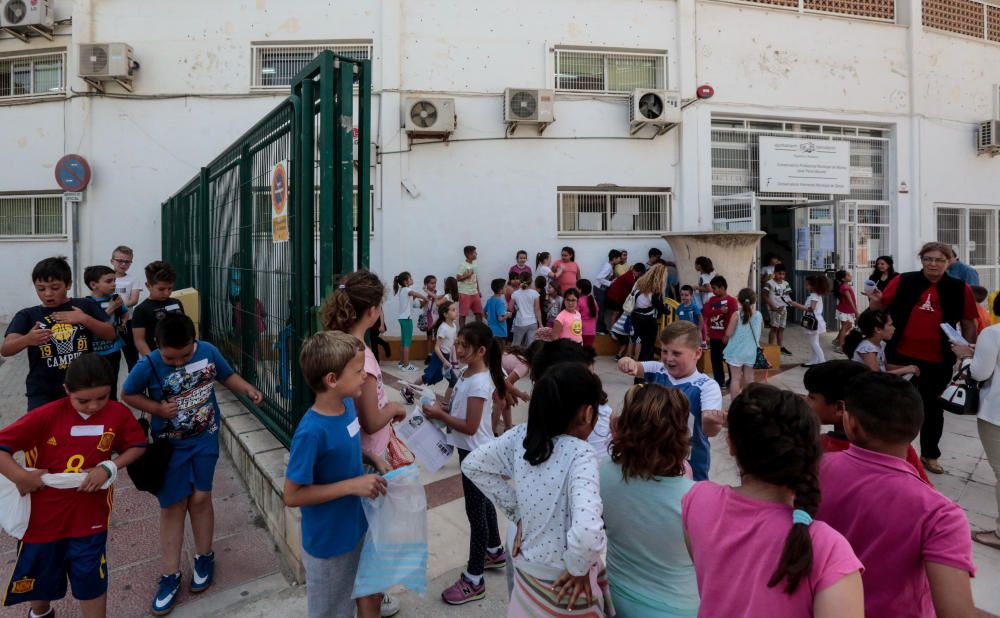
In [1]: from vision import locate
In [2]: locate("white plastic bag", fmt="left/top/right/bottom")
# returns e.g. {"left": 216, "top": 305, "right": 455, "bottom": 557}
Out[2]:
{"left": 352, "top": 464, "right": 428, "bottom": 597}
{"left": 0, "top": 474, "right": 30, "bottom": 540}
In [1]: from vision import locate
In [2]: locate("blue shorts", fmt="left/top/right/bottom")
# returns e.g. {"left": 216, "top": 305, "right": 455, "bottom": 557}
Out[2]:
{"left": 158, "top": 432, "right": 220, "bottom": 508}
{"left": 422, "top": 353, "right": 457, "bottom": 388}
{"left": 2, "top": 532, "right": 108, "bottom": 606}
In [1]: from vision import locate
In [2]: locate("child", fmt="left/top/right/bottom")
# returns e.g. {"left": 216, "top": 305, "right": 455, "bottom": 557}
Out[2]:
{"left": 803, "top": 360, "right": 929, "bottom": 484}
{"left": 0, "top": 354, "right": 147, "bottom": 618}
{"left": 283, "top": 331, "right": 389, "bottom": 618}
{"left": 511, "top": 272, "right": 542, "bottom": 346}
{"left": 2, "top": 256, "right": 116, "bottom": 411}
{"left": 505, "top": 276, "right": 518, "bottom": 343}
{"left": 85, "top": 265, "right": 129, "bottom": 400}
{"left": 121, "top": 314, "right": 263, "bottom": 616}
{"left": 595, "top": 249, "right": 623, "bottom": 332}
{"left": 675, "top": 285, "right": 702, "bottom": 330}
{"left": 509, "top": 249, "right": 532, "bottom": 280}
{"left": 492, "top": 344, "right": 532, "bottom": 436}
{"left": 723, "top": 288, "right": 763, "bottom": 398}
{"left": 763, "top": 263, "right": 792, "bottom": 355}
{"left": 391, "top": 271, "right": 427, "bottom": 371}
{"left": 111, "top": 245, "right": 142, "bottom": 371}
{"left": 545, "top": 281, "right": 563, "bottom": 327}
{"left": 552, "top": 246, "right": 581, "bottom": 297}
{"left": 484, "top": 278, "right": 510, "bottom": 339}
{"left": 409, "top": 301, "right": 460, "bottom": 403}
{"left": 132, "top": 260, "right": 185, "bottom": 358}
{"left": 618, "top": 321, "right": 723, "bottom": 481}
{"left": 422, "top": 322, "right": 508, "bottom": 604}
{"left": 600, "top": 384, "right": 698, "bottom": 617}
{"left": 457, "top": 245, "right": 483, "bottom": 327}
{"left": 576, "top": 279, "right": 599, "bottom": 348}
{"left": 833, "top": 270, "right": 858, "bottom": 353}
{"left": 816, "top": 372, "right": 975, "bottom": 617}
{"left": 972, "top": 285, "right": 991, "bottom": 333}
{"left": 614, "top": 249, "right": 630, "bottom": 278}
{"left": 462, "top": 363, "right": 609, "bottom": 615}
{"left": 629, "top": 264, "right": 668, "bottom": 362}
{"left": 420, "top": 275, "right": 438, "bottom": 349}
{"left": 553, "top": 288, "right": 584, "bottom": 344}
{"left": 701, "top": 275, "right": 737, "bottom": 388}
{"left": 605, "top": 262, "right": 645, "bottom": 328}
{"left": 844, "top": 309, "right": 920, "bottom": 377}
{"left": 440, "top": 276, "right": 459, "bottom": 307}
{"left": 367, "top": 311, "right": 392, "bottom": 362}
{"left": 609, "top": 313, "right": 636, "bottom": 361}
{"left": 535, "top": 251, "right": 553, "bottom": 280}
{"left": 683, "top": 384, "right": 864, "bottom": 616}
{"left": 693, "top": 256, "right": 716, "bottom": 307}
{"left": 787, "top": 274, "right": 830, "bottom": 367}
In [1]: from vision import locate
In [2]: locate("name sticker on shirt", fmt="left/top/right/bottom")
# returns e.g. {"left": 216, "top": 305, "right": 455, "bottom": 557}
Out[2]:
{"left": 347, "top": 418, "right": 361, "bottom": 437}
{"left": 165, "top": 304, "right": 181, "bottom": 312}
{"left": 70, "top": 425, "right": 105, "bottom": 437}
{"left": 184, "top": 359, "right": 209, "bottom": 374}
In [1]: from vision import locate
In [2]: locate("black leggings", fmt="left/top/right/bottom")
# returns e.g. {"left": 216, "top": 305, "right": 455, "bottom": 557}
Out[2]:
{"left": 368, "top": 326, "right": 391, "bottom": 361}
{"left": 458, "top": 448, "right": 501, "bottom": 576}
{"left": 709, "top": 338, "right": 727, "bottom": 387}
{"left": 632, "top": 313, "right": 659, "bottom": 361}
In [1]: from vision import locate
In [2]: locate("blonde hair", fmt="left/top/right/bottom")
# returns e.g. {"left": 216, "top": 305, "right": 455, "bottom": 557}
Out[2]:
{"left": 112, "top": 245, "right": 134, "bottom": 257}
{"left": 300, "top": 330, "right": 365, "bottom": 393}
{"left": 634, "top": 263, "right": 668, "bottom": 296}
{"left": 659, "top": 320, "right": 702, "bottom": 349}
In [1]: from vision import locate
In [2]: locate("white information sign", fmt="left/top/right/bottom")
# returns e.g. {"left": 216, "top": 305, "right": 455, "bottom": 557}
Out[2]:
{"left": 759, "top": 137, "right": 851, "bottom": 194}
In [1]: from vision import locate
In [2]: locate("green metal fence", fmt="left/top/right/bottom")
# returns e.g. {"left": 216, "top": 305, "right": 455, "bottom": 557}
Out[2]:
{"left": 162, "top": 52, "right": 372, "bottom": 446}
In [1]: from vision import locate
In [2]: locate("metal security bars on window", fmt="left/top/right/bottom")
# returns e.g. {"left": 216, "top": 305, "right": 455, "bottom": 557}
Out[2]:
{"left": 726, "top": 0, "right": 895, "bottom": 21}
{"left": 554, "top": 49, "right": 666, "bottom": 95}
{"left": 557, "top": 190, "right": 672, "bottom": 234}
{"left": 0, "top": 195, "right": 64, "bottom": 237}
{"left": 0, "top": 52, "right": 65, "bottom": 99}
{"left": 923, "top": 0, "right": 1000, "bottom": 43}
{"left": 937, "top": 205, "right": 1000, "bottom": 290}
{"left": 251, "top": 42, "right": 372, "bottom": 89}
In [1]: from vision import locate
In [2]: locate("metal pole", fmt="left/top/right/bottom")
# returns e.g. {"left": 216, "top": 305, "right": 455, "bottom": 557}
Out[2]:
{"left": 356, "top": 59, "right": 372, "bottom": 269}
{"left": 198, "top": 167, "right": 211, "bottom": 339}
{"left": 318, "top": 53, "right": 335, "bottom": 298}
{"left": 334, "top": 59, "right": 355, "bottom": 275}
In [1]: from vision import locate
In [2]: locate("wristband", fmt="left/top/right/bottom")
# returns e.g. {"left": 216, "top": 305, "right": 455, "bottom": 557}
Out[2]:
{"left": 98, "top": 460, "right": 118, "bottom": 490}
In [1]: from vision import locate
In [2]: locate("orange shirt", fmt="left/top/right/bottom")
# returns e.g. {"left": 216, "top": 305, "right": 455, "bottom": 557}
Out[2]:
{"left": 977, "top": 305, "right": 991, "bottom": 333}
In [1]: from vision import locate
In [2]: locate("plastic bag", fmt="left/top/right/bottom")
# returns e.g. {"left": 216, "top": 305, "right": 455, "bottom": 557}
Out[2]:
{"left": 0, "top": 474, "right": 31, "bottom": 539}
{"left": 353, "top": 464, "right": 428, "bottom": 597}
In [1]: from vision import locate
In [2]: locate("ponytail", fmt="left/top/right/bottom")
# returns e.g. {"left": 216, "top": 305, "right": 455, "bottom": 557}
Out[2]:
{"left": 577, "top": 279, "right": 598, "bottom": 316}
{"left": 737, "top": 287, "right": 756, "bottom": 325}
{"left": 536, "top": 251, "right": 550, "bottom": 269}
{"left": 459, "top": 322, "right": 507, "bottom": 399}
{"left": 832, "top": 270, "right": 848, "bottom": 303}
{"left": 393, "top": 271, "right": 411, "bottom": 295}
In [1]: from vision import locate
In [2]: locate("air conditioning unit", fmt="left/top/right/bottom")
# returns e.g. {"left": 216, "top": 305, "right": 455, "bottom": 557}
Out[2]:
{"left": 978, "top": 120, "right": 1000, "bottom": 156}
{"left": 504, "top": 88, "right": 555, "bottom": 135}
{"left": 79, "top": 43, "right": 136, "bottom": 79}
{"left": 1, "top": 0, "right": 54, "bottom": 30}
{"left": 629, "top": 89, "right": 682, "bottom": 135}
{"left": 403, "top": 97, "right": 456, "bottom": 136}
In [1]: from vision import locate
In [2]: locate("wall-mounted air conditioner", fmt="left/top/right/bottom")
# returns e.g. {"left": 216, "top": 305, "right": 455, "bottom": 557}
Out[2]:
{"left": 504, "top": 88, "right": 555, "bottom": 135}
{"left": 0, "top": 0, "right": 54, "bottom": 40}
{"left": 79, "top": 43, "right": 138, "bottom": 92}
{"left": 629, "top": 89, "right": 681, "bottom": 136}
{"left": 403, "top": 97, "right": 457, "bottom": 136}
{"left": 978, "top": 120, "right": 1000, "bottom": 156}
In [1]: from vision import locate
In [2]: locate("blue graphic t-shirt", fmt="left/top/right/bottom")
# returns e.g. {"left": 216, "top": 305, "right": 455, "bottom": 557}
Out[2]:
{"left": 484, "top": 296, "right": 508, "bottom": 338}
{"left": 675, "top": 302, "right": 701, "bottom": 325}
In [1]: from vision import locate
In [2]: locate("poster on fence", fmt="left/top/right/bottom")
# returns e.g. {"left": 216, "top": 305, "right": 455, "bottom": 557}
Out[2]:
{"left": 271, "top": 160, "right": 289, "bottom": 243}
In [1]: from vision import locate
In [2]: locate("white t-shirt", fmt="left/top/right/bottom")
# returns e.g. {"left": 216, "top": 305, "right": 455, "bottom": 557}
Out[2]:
{"left": 807, "top": 293, "right": 825, "bottom": 325}
{"left": 447, "top": 371, "right": 496, "bottom": 451}
{"left": 764, "top": 279, "right": 791, "bottom": 309}
{"left": 852, "top": 339, "right": 886, "bottom": 372}
{"left": 512, "top": 288, "right": 540, "bottom": 327}
{"left": 536, "top": 265, "right": 552, "bottom": 279}
{"left": 699, "top": 272, "right": 715, "bottom": 306}
{"left": 395, "top": 286, "right": 414, "bottom": 320}
{"left": 437, "top": 321, "right": 457, "bottom": 356}
{"left": 115, "top": 275, "right": 137, "bottom": 313}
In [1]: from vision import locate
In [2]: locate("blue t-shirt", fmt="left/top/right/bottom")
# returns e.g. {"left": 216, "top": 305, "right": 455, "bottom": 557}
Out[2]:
{"left": 89, "top": 295, "right": 128, "bottom": 355}
{"left": 122, "top": 341, "right": 234, "bottom": 443}
{"left": 484, "top": 296, "right": 508, "bottom": 337}
{"left": 675, "top": 302, "right": 701, "bottom": 325}
{"left": 285, "top": 402, "right": 367, "bottom": 559}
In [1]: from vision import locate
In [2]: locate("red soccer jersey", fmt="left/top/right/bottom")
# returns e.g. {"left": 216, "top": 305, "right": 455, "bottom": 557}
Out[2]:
{"left": 881, "top": 278, "right": 978, "bottom": 362}
{"left": 0, "top": 398, "right": 147, "bottom": 543}
{"left": 702, "top": 294, "right": 737, "bottom": 340}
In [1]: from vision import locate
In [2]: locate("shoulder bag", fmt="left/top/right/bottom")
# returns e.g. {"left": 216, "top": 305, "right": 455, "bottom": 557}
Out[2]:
{"left": 751, "top": 316, "right": 771, "bottom": 370}
{"left": 800, "top": 309, "right": 819, "bottom": 331}
{"left": 940, "top": 364, "right": 981, "bottom": 416}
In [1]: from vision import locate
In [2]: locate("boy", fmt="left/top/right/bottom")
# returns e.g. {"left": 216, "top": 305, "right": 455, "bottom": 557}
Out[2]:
{"left": 456, "top": 245, "right": 482, "bottom": 327}
{"left": 618, "top": 321, "right": 723, "bottom": 481}
{"left": 484, "top": 278, "right": 510, "bottom": 339}
{"left": 284, "top": 331, "right": 389, "bottom": 618}
{"left": 111, "top": 246, "right": 142, "bottom": 370}
{"left": 816, "top": 372, "right": 975, "bottom": 617}
{"left": 594, "top": 249, "right": 623, "bottom": 332}
{"left": 675, "top": 285, "right": 703, "bottom": 333}
{"left": 700, "top": 276, "right": 737, "bottom": 389}
{"left": 763, "top": 263, "right": 792, "bottom": 355}
{"left": 121, "top": 314, "right": 262, "bottom": 616}
{"left": 972, "top": 285, "right": 991, "bottom": 333}
{"left": 2, "top": 257, "right": 116, "bottom": 411}
{"left": 85, "top": 265, "right": 129, "bottom": 400}
{"left": 0, "top": 354, "right": 147, "bottom": 618}
{"left": 132, "top": 260, "right": 185, "bottom": 358}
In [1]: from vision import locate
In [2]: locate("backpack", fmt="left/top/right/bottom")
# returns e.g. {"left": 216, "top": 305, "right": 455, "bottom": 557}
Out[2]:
{"left": 622, "top": 287, "right": 639, "bottom": 316}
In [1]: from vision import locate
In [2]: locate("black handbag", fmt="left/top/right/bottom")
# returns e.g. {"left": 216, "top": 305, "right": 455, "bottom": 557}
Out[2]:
{"left": 125, "top": 363, "right": 175, "bottom": 495}
{"left": 940, "top": 364, "right": 981, "bottom": 416}
{"left": 752, "top": 323, "right": 771, "bottom": 370}
{"left": 800, "top": 310, "right": 819, "bottom": 332}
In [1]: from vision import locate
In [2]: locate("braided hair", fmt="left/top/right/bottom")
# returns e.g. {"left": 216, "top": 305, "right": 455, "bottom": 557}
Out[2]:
{"left": 728, "top": 383, "right": 822, "bottom": 595}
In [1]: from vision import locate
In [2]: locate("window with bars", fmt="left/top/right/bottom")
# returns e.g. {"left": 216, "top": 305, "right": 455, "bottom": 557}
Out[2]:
{"left": 0, "top": 51, "right": 66, "bottom": 99}
{"left": 722, "top": 0, "right": 895, "bottom": 20}
{"left": 937, "top": 204, "right": 1000, "bottom": 288}
{"left": 251, "top": 42, "right": 372, "bottom": 89}
{"left": 557, "top": 188, "right": 672, "bottom": 235}
{"left": 0, "top": 196, "right": 65, "bottom": 237}
{"left": 923, "top": 0, "right": 1000, "bottom": 43}
{"left": 554, "top": 48, "right": 666, "bottom": 95}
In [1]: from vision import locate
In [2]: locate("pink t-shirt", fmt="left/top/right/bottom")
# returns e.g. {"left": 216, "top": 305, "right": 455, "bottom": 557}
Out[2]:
{"left": 501, "top": 353, "right": 529, "bottom": 383}
{"left": 361, "top": 346, "right": 391, "bottom": 458}
{"left": 555, "top": 310, "right": 583, "bottom": 343}
{"left": 577, "top": 295, "right": 598, "bottom": 336}
{"left": 682, "top": 482, "right": 862, "bottom": 617}
{"left": 554, "top": 261, "right": 580, "bottom": 294}
{"left": 817, "top": 445, "right": 976, "bottom": 617}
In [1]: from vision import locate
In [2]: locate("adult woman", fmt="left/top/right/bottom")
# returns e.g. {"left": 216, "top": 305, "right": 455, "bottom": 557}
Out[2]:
{"left": 869, "top": 242, "right": 979, "bottom": 474}
{"left": 867, "top": 255, "right": 898, "bottom": 293}
{"left": 552, "top": 246, "right": 581, "bottom": 295}
{"left": 629, "top": 263, "right": 668, "bottom": 361}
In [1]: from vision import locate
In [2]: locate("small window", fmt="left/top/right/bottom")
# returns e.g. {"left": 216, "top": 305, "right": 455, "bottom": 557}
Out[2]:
{"left": 0, "top": 52, "right": 66, "bottom": 99}
{"left": 554, "top": 48, "right": 666, "bottom": 95}
{"left": 557, "top": 188, "right": 672, "bottom": 235}
{"left": 251, "top": 42, "right": 372, "bottom": 89}
{"left": 0, "top": 196, "right": 65, "bottom": 238}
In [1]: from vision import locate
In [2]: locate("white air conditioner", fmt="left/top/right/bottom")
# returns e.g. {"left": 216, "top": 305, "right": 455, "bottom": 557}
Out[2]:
{"left": 1, "top": 0, "right": 53, "bottom": 29}
{"left": 403, "top": 97, "right": 456, "bottom": 135}
{"left": 79, "top": 43, "right": 136, "bottom": 79}
{"left": 504, "top": 88, "right": 555, "bottom": 124}
{"left": 978, "top": 120, "right": 1000, "bottom": 156}
{"left": 629, "top": 89, "right": 681, "bottom": 135}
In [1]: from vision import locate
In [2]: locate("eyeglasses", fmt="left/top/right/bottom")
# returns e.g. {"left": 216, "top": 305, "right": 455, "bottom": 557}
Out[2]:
{"left": 113, "top": 259, "right": 132, "bottom": 265}
{"left": 920, "top": 256, "right": 948, "bottom": 265}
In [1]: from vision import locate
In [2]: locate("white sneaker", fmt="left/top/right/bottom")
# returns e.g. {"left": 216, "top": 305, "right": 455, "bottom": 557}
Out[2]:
{"left": 401, "top": 364, "right": 418, "bottom": 371}
{"left": 380, "top": 592, "right": 401, "bottom": 617}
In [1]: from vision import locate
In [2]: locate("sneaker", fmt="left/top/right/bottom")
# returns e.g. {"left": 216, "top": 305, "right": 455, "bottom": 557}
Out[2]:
{"left": 484, "top": 548, "right": 507, "bottom": 570}
{"left": 780, "top": 347, "right": 792, "bottom": 356}
{"left": 401, "top": 364, "right": 419, "bottom": 371}
{"left": 380, "top": 592, "right": 401, "bottom": 617}
{"left": 150, "top": 572, "right": 182, "bottom": 616}
{"left": 28, "top": 609, "right": 54, "bottom": 618}
{"left": 441, "top": 573, "right": 485, "bottom": 605}
{"left": 190, "top": 552, "right": 215, "bottom": 593}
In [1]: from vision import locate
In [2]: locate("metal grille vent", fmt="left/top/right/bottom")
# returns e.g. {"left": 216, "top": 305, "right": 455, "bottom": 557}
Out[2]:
{"left": 409, "top": 101, "right": 438, "bottom": 128}
{"left": 4, "top": 0, "right": 26, "bottom": 24}
{"left": 637, "top": 92, "right": 664, "bottom": 120}
{"left": 510, "top": 91, "right": 538, "bottom": 119}
{"left": 87, "top": 47, "right": 108, "bottom": 73}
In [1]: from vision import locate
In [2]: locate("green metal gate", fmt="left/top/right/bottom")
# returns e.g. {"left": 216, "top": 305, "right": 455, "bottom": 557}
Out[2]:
{"left": 161, "top": 52, "right": 372, "bottom": 446}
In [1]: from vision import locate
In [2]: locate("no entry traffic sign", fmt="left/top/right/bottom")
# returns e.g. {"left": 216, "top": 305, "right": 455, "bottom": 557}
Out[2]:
{"left": 55, "top": 155, "right": 92, "bottom": 192}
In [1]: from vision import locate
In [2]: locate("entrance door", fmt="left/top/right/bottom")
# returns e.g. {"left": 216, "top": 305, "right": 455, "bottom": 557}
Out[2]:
{"left": 837, "top": 200, "right": 891, "bottom": 311}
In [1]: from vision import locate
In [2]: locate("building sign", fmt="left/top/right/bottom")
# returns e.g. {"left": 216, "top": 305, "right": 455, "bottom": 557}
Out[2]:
{"left": 758, "top": 137, "right": 850, "bottom": 194}
{"left": 271, "top": 160, "right": 289, "bottom": 243}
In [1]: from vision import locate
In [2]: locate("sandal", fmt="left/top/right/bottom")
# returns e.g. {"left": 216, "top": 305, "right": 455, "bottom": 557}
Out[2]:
{"left": 920, "top": 457, "right": 944, "bottom": 475}
{"left": 974, "top": 530, "right": 1000, "bottom": 550}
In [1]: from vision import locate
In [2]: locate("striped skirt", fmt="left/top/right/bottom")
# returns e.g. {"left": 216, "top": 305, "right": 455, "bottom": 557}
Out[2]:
{"left": 508, "top": 566, "right": 614, "bottom": 618}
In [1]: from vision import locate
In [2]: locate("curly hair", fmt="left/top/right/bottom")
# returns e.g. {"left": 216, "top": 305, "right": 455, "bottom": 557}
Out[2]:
{"left": 321, "top": 270, "right": 385, "bottom": 332}
{"left": 610, "top": 384, "right": 690, "bottom": 481}
{"left": 728, "top": 383, "right": 821, "bottom": 595}
{"left": 634, "top": 263, "right": 667, "bottom": 296}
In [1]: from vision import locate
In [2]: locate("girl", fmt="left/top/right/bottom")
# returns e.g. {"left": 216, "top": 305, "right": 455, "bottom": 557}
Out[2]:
{"left": 614, "top": 249, "right": 630, "bottom": 278}
{"left": 723, "top": 288, "right": 764, "bottom": 398}
{"left": 545, "top": 281, "right": 563, "bottom": 327}
{"left": 392, "top": 272, "right": 428, "bottom": 371}
{"left": 553, "top": 287, "right": 584, "bottom": 344}
{"left": 535, "top": 252, "right": 553, "bottom": 280}
{"left": 421, "top": 275, "right": 439, "bottom": 350}
{"left": 492, "top": 344, "right": 533, "bottom": 436}
{"left": 694, "top": 256, "right": 716, "bottom": 308}
{"left": 682, "top": 384, "right": 864, "bottom": 617}
{"left": 843, "top": 309, "right": 919, "bottom": 377}
{"left": 866, "top": 255, "right": 898, "bottom": 293}
{"left": 600, "top": 384, "right": 698, "bottom": 617}
{"left": 422, "top": 322, "right": 508, "bottom": 605}
{"left": 439, "top": 276, "right": 460, "bottom": 307}
{"left": 577, "top": 279, "right": 599, "bottom": 348}
{"left": 463, "top": 363, "right": 610, "bottom": 616}
{"left": 408, "top": 301, "right": 460, "bottom": 403}
{"left": 553, "top": 246, "right": 581, "bottom": 295}
{"left": 832, "top": 270, "right": 857, "bottom": 353}
{"left": 511, "top": 272, "right": 542, "bottom": 346}
{"left": 630, "top": 263, "right": 668, "bottom": 362}
{"left": 509, "top": 250, "right": 532, "bottom": 280}
{"left": 787, "top": 275, "right": 830, "bottom": 367}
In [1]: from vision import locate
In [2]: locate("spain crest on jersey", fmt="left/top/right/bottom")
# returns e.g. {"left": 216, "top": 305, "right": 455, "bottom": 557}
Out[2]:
{"left": 97, "top": 431, "right": 115, "bottom": 452}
